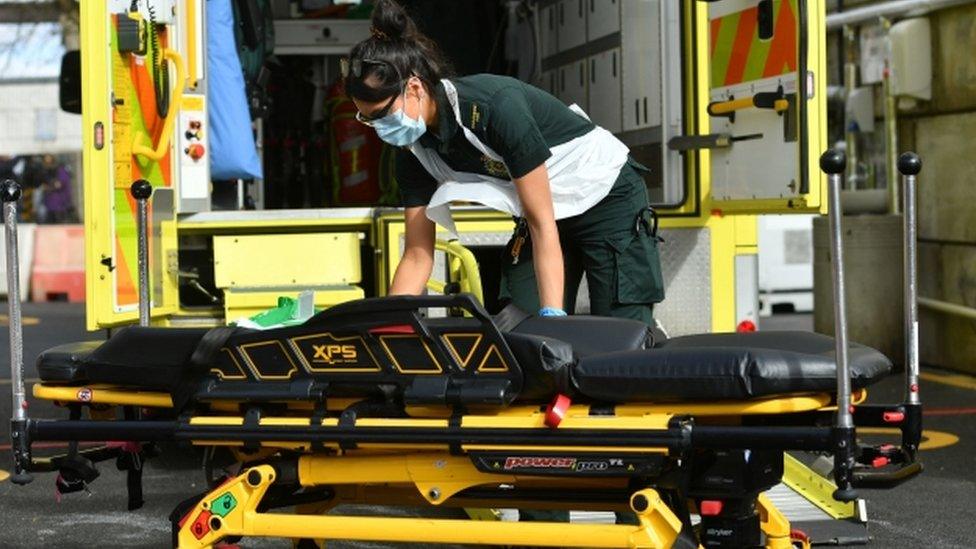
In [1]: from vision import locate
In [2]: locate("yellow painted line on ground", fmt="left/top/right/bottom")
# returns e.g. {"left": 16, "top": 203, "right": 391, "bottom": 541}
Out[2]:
{"left": 0, "top": 315, "right": 40, "bottom": 326}
{"left": 920, "top": 371, "right": 976, "bottom": 392}
{"left": 0, "top": 470, "right": 9, "bottom": 482}
{"left": 859, "top": 428, "right": 959, "bottom": 451}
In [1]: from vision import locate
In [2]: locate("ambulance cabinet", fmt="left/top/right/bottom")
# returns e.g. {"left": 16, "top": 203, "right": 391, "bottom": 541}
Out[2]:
{"left": 538, "top": 0, "right": 662, "bottom": 133}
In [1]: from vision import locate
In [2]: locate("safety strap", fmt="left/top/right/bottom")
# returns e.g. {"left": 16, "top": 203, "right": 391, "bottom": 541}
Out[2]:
{"left": 190, "top": 326, "right": 240, "bottom": 367}
{"left": 493, "top": 303, "right": 533, "bottom": 333}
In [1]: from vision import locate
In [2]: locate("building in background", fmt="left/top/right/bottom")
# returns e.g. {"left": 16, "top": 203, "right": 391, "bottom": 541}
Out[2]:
{"left": 0, "top": 19, "right": 83, "bottom": 221}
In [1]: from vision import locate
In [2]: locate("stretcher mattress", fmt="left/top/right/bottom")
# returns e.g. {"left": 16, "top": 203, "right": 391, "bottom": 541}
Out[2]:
{"left": 573, "top": 331, "right": 892, "bottom": 401}
{"left": 36, "top": 319, "right": 890, "bottom": 403}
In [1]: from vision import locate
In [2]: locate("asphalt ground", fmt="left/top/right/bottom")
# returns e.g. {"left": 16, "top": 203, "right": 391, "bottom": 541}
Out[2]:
{"left": 0, "top": 303, "right": 973, "bottom": 548}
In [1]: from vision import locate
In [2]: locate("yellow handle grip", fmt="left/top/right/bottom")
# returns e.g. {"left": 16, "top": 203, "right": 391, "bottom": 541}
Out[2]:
{"left": 708, "top": 96, "right": 789, "bottom": 116}
{"left": 426, "top": 239, "right": 484, "bottom": 306}
{"left": 132, "top": 49, "right": 187, "bottom": 162}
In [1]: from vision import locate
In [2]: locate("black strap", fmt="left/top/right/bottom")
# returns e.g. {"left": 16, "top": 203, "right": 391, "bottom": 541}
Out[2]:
{"left": 124, "top": 455, "right": 145, "bottom": 510}
{"left": 190, "top": 326, "right": 239, "bottom": 367}
{"left": 242, "top": 407, "right": 262, "bottom": 453}
{"left": 338, "top": 409, "right": 358, "bottom": 451}
{"left": 493, "top": 303, "right": 533, "bottom": 333}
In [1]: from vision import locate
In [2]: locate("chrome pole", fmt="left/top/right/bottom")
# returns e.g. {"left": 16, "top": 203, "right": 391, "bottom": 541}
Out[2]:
{"left": 3, "top": 181, "right": 25, "bottom": 422}
{"left": 821, "top": 150, "right": 858, "bottom": 502}
{"left": 899, "top": 152, "right": 922, "bottom": 404}
{"left": 131, "top": 180, "right": 153, "bottom": 327}
{"left": 821, "top": 150, "right": 853, "bottom": 429}
{"left": 3, "top": 179, "right": 32, "bottom": 484}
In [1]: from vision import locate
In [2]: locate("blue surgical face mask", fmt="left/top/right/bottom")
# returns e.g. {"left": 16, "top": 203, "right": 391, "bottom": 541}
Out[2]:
{"left": 372, "top": 93, "right": 427, "bottom": 147}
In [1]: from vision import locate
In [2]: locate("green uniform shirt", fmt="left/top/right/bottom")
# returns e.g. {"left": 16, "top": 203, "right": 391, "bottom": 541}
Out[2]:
{"left": 396, "top": 74, "right": 595, "bottom": 208}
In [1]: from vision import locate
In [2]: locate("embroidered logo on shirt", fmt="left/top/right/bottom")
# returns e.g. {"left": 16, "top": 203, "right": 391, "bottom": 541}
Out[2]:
{"left": 482, "top": 156, "right": 510, "bottom": 179}
{"left": 470, "top": 104, "right": 481, "bottom": 129}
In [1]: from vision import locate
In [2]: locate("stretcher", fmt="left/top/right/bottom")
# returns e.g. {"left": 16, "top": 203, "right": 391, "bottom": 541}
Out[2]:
{"left": 4, "top": 151, "right": 925, "bottom": 548}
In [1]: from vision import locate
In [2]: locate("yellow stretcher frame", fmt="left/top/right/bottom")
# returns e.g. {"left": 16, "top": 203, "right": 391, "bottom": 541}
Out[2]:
{"left": 174, "top": 460, "right": 799, "bottom": 548}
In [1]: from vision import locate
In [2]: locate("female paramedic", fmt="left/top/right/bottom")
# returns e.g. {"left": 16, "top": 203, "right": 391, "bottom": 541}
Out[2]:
{"left": 344, "top": 0, "right": 664, "bottom": 323}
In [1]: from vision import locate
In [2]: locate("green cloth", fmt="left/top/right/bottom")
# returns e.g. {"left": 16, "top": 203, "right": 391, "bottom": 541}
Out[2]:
{"left": 499, "top": 161, "right": 664, "bottom": 325}
{"left": 397, "top": 74, "right": 595, "bottom": 207}
{"left": 235, "top": 294, "right": 317, "bottom": 330}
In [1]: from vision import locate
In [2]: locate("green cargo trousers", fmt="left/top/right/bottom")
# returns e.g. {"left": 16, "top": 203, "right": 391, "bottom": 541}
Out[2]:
{"left": 501, "top": 159, "right": 664, "bottom": 525}
{"left": 499, "top": 159, "right": 665, "bottom": 325}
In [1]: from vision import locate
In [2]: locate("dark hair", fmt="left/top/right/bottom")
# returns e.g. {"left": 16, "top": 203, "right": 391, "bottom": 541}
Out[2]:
{"left": 344, "top": 0, "right": 453, "bottom": 103}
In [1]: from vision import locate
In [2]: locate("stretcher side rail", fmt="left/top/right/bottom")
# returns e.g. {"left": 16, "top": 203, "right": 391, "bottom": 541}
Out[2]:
{"left": 25, "top": 417, "right": 846, "bottom": 453}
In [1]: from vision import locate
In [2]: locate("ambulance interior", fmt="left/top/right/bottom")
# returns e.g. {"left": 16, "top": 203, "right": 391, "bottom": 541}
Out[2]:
{"left": 175, "top": 0, "right": 687, "bottom": 315}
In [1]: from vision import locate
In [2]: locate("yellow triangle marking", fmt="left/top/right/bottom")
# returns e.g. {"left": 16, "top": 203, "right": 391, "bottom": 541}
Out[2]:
{"left": 477, "top": 344, "right": 508, "bottom": 372}
{"left": 443, "top": 333, "right": 482, "bottom": 369}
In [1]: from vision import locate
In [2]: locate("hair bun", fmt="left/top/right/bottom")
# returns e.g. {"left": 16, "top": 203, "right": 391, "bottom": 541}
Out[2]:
{"left": 371, "top": 0, "right": 414, "bottom": 41}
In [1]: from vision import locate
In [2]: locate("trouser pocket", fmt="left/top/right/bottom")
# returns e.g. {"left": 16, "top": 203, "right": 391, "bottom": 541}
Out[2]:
{"left": 608, "top": 230, "right": 665, "bottom": 305}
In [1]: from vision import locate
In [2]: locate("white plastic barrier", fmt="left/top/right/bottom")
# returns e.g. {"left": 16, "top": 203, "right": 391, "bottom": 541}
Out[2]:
{"left": 0, "top": 223, "right": 36, "bottom": 302}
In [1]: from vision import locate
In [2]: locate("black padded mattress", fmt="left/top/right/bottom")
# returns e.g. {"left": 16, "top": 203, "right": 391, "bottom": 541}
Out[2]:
{"left": 573, "top": 331, "right": 892, "bottom": 402}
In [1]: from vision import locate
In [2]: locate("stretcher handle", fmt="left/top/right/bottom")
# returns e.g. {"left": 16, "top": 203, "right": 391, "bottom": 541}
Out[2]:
{"left": 131, "top": 180, "right": 153, "bottom": 327}
{"left": 821, "top": 149, "right": 857, "bottom": 502}
{"left": 707, "top": 92, "right": 789, "bottom": 117}
{"left": 2, "top": 179, "right": 33, "bottom": 485}
{"left": 132, "top": 49, "right": 186, "bottom": 162}
{"left": 899, "top": 153, "right": 922, "bottom": 407}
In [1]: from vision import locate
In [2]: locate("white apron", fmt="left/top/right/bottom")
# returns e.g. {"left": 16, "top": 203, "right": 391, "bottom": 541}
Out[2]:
{"left": 408, "top": 79, "right": 630, "bottom": 235}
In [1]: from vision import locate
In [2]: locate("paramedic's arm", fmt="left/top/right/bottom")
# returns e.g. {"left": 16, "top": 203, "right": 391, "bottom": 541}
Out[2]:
{"left": 389, "top": 206, "right": 436, "bottom": 295}
{"left": 515, "top": 164, "right": 564, "bottom": 310}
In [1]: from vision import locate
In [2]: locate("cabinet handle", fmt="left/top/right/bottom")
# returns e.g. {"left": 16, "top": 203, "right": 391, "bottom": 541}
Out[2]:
{"left": 590, "top": 59, "right": 595, "bottom": 83}
{"left": 579, "top": 0, "right": 583, "bottom": 18}
{"left": 548, "top": 7, "right": 553, "bottom": 30}
{"left": 612, "top": 51, "right": 617, "bottom": 77}
{"left": 643, "top": 97, "right": 649, "bottom": 124}
{"left": 590, "top": 0, "right": 594, "bottom": 13}
{"left": 561, "top": 69, "right": 565, "bottom": 92}
{"left": 635, "top": 100, "right": 640, "bottom": 126}
{"left": 579, "top": 62, "right": 584, "bottom": 87}
{"left": 559, "top": 3, "right": 564, "bottom": 25}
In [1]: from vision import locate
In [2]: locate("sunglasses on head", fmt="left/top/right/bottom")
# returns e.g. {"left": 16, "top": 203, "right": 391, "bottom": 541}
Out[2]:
{"left": 341, "top": 57, "right": 404, "bottom": 126}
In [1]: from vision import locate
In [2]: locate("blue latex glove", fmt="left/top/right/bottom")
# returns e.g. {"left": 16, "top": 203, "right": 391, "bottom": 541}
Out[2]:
{"left": 538, "top": 307, "right": 567, "bottom": 317}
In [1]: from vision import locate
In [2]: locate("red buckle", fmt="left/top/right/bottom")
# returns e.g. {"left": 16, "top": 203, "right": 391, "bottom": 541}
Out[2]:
{"left": 883, "top": 411, "right": 905, "bottom": 423}
{"left": 872, "top": 456, "right": 890, "bottom": 468}
{"left": 700, "top": 500, "right": 723, "bottom": 516}
{"left": 544, "top": 394, "right": 572, "bottom": 428}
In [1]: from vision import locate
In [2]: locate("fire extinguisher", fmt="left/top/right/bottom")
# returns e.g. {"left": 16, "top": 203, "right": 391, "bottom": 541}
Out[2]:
{"left": 326, "top": 82, "right": 384, "bottom": 205}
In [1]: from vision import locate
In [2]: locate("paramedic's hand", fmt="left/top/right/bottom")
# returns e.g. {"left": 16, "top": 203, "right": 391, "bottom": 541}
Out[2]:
{"left": 514, "top": 163, "right": 564, "bottom": 311}
{"left": 539, "top": 307, "right": 567, "bottom": 317}
{"left": 389, "top": 206, "right": 435, "bottom": 295}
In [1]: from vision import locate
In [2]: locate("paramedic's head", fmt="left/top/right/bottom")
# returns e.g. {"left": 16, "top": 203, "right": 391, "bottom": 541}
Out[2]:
{"left": 343, "top": 0, "right": 452, "bottom": 144}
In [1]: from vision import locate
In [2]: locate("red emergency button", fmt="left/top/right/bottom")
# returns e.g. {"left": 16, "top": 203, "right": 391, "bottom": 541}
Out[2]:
{"left": 544, "top": 394, "right": 571, "bottom": 428}
{"left": 186, "top": 143, "right": 206, "bottom": 160}
{"left": 700, "top": 500, "right": 724, "bottom": 516}
{"left": 872, "top": 456, "right": 890, "bottom": 468}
